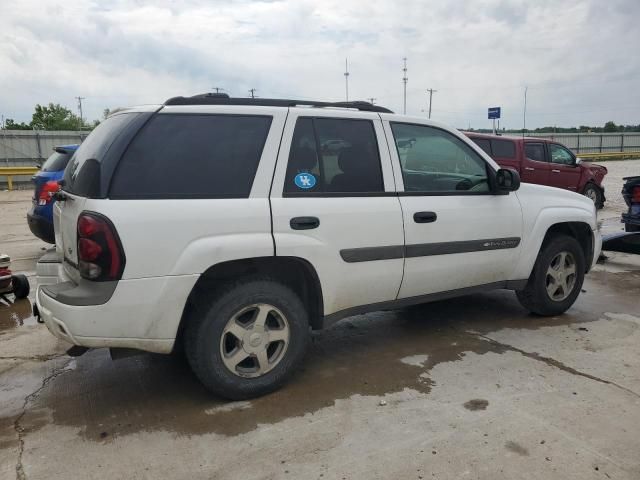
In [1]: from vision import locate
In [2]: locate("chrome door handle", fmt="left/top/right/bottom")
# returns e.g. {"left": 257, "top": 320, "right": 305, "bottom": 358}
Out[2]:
{"left": 552, "top": 169, "right": 561, "bottom": 173}
{"left": 524, "top": 167, "right": 535, "bottom": 171}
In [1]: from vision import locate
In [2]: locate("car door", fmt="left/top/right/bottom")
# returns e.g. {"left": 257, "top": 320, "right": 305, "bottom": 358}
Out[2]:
{"left": 547, "top": 143, "right": 581, "bottom": 191}
{"left": 521, "top": 141, "right": 551, "bottom": 185}
{"left": 270, "top": 109, "right": 405, "bottom": 317}
{"left": 383, "top": 119, "right": 523, "bottom": 299}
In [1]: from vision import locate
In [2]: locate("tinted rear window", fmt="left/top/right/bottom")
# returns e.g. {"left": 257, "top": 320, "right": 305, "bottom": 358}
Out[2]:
{"left": 491, "top": 139, "right": 516, "bottom": 158}
{"left": 109, "top": 114, "right": 272, "bottom": 199}
{"left": 64, "top": 113, "right": 140, "bottom": 196}
{"left": 41, "top": 151, "right": 73, "bottom": 172}
{"left": 470, "top": 138, "right": 491, "bottom": 155}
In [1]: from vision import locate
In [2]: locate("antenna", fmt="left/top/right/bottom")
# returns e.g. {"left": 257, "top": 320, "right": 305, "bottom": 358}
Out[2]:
{"left": 426, "top": 88, "right": 437, "bottom": 119}
{"left": 344, "top": 59, "right": 350, "bottom": 102}
{"left": 248, "top": 88, "right": 258, "bottom": 98}
{"left": 402, "top": 57, "right": 408, "bottom": 114}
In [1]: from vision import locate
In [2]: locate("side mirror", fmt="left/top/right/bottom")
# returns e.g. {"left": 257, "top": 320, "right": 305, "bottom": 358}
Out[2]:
{"left": 575, "top": 157, "right": 583, "bottom": 165}
{"left": 495, "top": 168, "right": 520, "bottom": 193}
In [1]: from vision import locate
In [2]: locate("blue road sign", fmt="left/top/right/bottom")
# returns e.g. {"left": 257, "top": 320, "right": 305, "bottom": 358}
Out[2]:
{"left": 488, "top": 107, "right": 501, "bottom": 119}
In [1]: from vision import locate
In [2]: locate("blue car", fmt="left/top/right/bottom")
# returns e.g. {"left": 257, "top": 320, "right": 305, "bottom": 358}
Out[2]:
{"left": 27, "top": 144, "right": 79, "bottom": 243}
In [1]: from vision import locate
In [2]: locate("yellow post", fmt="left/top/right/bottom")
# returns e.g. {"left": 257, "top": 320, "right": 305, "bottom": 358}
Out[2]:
{"left": 7, "top": 175, "right": 12, "bottom": 191}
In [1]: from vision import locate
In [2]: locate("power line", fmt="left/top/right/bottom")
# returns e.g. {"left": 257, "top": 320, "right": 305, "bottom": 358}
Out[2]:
{"left": 426, "top": 89, "right": 437, "bottom": 119}
{"left": 402, "top": 57, "right": 408, "bottom": 114}
{"left": 248, "top": 88, "right": 258, "bottom": 98}
{"left": 344, "top": 59, "right": 350, "bottom": 102}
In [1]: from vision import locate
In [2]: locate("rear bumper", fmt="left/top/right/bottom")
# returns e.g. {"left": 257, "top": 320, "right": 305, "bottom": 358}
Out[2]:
{"left": 27, "top": 210, "right": 55, "bottom": 244}
{"left": 35, "top": 255, "right": 198, "bottom": 354}
{"left": 622, "top": 213, "right": 640, "bottom": 226}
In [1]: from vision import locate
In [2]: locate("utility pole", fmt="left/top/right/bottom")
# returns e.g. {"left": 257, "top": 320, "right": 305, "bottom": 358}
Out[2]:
{"left": 402, "top": 57, "right": 408, "bottom": 114}
{"left": 367, "top": 97, "right": 376, "bottom": 105}
{"left": 426, "top": 88, "right": 437, "bottom": 119}
{"left": 523, "top": 86, "right": 528, "bottom": 135}
{"left": 75, "top": 96, "right": 85, "bottom": 130}
{"left": 344, "top": 59, "right": 350, "bottom": 102}
{"left": 248, "top": 88, "right": 258, "bottom": 98}
{"left": 212, "top": 87, "right": 225, "bottom": 94}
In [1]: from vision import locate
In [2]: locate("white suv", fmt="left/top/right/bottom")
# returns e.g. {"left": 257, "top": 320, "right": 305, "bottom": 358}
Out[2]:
{"left": 36, "top": 94, "right": 601, "bottom": 399}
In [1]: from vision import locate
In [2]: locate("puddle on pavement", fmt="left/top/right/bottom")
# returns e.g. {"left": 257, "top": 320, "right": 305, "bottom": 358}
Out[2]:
{"left": 0, "top": 298, "right": 37, "bottom": 333}
{"left": 15, "top": 268, "right": 640, "bottom": 441}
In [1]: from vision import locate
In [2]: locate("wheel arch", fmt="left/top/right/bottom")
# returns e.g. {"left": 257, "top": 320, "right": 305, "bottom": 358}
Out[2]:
{"left": 541, "top": 221, "right": 594, "bottom": 273}
{"left": 174, "top": 256, "right": 324, "bottom": 351}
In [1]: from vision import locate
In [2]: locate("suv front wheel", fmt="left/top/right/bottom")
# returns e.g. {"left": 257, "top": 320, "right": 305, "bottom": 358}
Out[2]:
{"left": 185, "top": 278, "right": 310, "bottom": 399}
{"left": 516, "top": 234, "right": 585, "bottom": 316}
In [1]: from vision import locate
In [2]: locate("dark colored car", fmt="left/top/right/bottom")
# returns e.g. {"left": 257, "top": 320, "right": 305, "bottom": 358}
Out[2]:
{"left": 465, "top": 133, "right": 607, "bottom": 208}
{"left": 27, "top": 145, "right": 79, "bottom": 243}
{"left": 622, "top": 176, "right": 640, "bottom": 232}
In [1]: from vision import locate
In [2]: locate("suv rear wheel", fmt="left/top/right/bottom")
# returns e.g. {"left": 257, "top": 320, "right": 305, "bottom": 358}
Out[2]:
{"left": 185, "top": 278, "right": 309, "bottom": 399}
{"left": 516, "top": 234, "right": 585, "bottom": 316}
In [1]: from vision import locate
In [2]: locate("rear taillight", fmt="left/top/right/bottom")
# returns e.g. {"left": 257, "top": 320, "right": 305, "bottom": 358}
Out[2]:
{"left": 38, "top": 181, "right": 60, "bottom": 205}
{"left": 77, "top": 212, "right": 125, "bottom": 281}
{"left": 633, "top": 186, "right": 640, "bottom": 203}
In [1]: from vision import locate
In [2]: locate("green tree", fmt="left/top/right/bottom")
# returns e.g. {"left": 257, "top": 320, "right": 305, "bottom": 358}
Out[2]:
{"left": 3, "top": 119, "right": 31, "bottom": 130}
{"left": 603, "top": 121, "right": 618, "bottom": 132}
{"left": 30, "top": 103, "right": 81, "bottom": 130}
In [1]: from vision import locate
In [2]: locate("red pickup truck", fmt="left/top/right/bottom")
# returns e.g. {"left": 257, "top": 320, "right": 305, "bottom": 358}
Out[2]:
{"left": 465, "top": 133, "right": 607, "bottom": 208}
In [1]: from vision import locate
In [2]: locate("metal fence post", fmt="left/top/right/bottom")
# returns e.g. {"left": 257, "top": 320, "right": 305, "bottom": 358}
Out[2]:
{"left": 599, "top": 134, "right": 603, "bottom": 153}
{"left": 35, "top": 131, "right": 43, "bottom": 161}
{"left": 576, "top": 134, "right": 580, "bottom": 153}
{"left": 621, "top": 133, "right": 625, "bottom": 152}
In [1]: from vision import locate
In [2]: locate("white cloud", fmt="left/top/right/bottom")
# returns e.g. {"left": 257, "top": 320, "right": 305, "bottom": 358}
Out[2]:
{"left": 0, "top": 0, "right": 638, "bottom": 129}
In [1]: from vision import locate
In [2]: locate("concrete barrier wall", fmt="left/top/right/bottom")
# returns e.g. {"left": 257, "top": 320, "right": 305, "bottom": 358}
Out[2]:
{"left": 0, "top": 130, "right": 88, "bottom": 189}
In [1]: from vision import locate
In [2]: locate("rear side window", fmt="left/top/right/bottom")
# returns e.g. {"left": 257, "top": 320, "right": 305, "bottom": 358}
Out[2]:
{"left": 491, "top": 139, "right": 515, "bottom": 158}
{"left": 525, "top": 143, "right": 546, "bottom": 162}
{"left": 110, "top": 114, "right": 272, "bottom": 199}
{"left": 64, "top": 113, "right": 141, "bottom": 196}
{"left": 41, "top": 151, "right": 73, "bottom": 172}
{"left": 471, "top": 138, "right": 491, "bottom": 155}
{"left": 284, "top": 117, "right": 383, "bottom": 195}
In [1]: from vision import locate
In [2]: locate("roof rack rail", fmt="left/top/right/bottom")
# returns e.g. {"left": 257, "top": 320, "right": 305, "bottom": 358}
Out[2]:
{"left": 163, "top": 93, "right": 393, "bottom": 113}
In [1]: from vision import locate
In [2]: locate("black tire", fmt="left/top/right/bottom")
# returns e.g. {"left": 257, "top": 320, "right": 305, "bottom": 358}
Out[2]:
{"left": 583, "top": 183, "right": 603, "bottom": 209}
{"left": 184, "top": 278, "right": 309, "bottom": 400}
{"left": 625, "top": 223, "right": 640, "bottom": 232}
{"left": 516, "top": 235, "right": 585, "bottom": 316}
{"left": 11, "top": 274, "right": 30, "bottom": 299}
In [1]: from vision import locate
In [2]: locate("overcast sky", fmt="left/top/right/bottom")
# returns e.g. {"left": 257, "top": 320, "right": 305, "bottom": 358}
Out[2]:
{"left": 1, "top": 0, "right": 638, "bottom": 129}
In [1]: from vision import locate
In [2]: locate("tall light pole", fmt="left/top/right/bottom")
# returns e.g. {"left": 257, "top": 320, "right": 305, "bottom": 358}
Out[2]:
{"left": 344, "top": 59, "right": 350, "bottom": 102}
{"left": 426, "top": 88, "right": 437, "bottom": 119}
{"left": 248, "top": 88, "right": 258, "bottom": 98}
{"left": 402, "top": 57, "right": 408, "bottom": 114}
{"left": 367, "top": 97, "right": 376, "bottom": 105}
{"left": 212, "top": 87, "right": 225, "bottom": 94}
{"left": 523, "top": 86, "right": 528, "bottom": 134}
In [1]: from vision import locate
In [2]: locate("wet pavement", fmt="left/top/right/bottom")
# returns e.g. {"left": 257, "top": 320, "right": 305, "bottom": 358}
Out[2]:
{"left": 1, "top": 176, "right": 640, "bottom": 479}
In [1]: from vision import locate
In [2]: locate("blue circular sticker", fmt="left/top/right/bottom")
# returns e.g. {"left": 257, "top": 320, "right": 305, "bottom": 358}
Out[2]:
{"left": 294, "top": 172, "right": 316, "bottom": 189}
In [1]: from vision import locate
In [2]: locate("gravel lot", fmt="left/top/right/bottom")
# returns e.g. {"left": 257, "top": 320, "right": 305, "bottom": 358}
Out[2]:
{"left": 1, "top": 161, "right": 639, "bottom": 480}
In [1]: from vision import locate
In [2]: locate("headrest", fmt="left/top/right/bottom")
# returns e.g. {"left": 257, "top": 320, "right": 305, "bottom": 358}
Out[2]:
{"left": 290, "top": 146, "right": 318, "bottom": 171}
{"left": 337, "top": 146, "right": 370, "bottom": 174}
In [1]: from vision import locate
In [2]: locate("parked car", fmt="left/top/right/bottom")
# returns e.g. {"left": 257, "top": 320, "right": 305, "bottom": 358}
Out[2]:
{"left": 35, "top": 95, "right": 601, "bottom": 399}
{"left": 27, "top": 145, "right": 79, "bottom": 243}
{"left": 621, "top": 175, "right": 640, "bottom": 232}
{"left": 464, "top": 133, "right": 607, "bottom": 208}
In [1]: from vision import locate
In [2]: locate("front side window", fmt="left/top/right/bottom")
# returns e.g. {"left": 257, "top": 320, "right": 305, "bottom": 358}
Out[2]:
{"left": 549, "top": 144, "right": 575, "bottom": 165}
{"left": 391, "top": 123, "right": 490, "bottom": 193}
{"left": 110, "top": 114, "right": 272, "bottom": 198}
{"left": 284, "top": 117, "right": 384, "bottom": 195}
{"left": 525, "top": 143, "right": 546, "bottom": 163}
